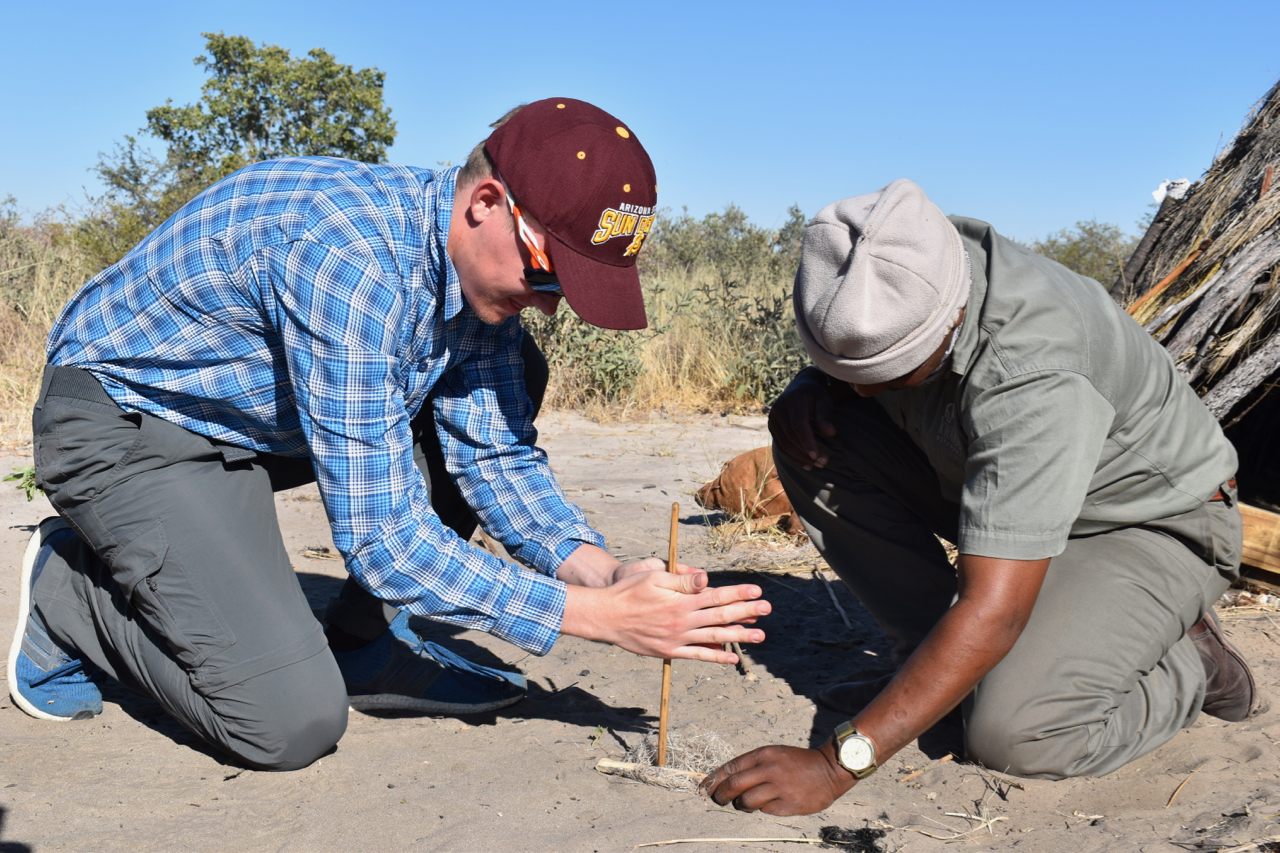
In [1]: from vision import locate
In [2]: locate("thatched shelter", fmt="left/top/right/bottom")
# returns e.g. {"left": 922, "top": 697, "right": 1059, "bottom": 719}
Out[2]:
{"left": 1117, "top": 78, "right": 1280, "bottom": 508}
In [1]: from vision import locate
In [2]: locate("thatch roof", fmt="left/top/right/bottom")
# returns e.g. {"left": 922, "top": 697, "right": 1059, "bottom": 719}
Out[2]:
{"left": 1120, "top": 79, "right": 1280, "bottom": 418}
{"left": 1117, "top": 78, "right": 1280, "bottom": 505}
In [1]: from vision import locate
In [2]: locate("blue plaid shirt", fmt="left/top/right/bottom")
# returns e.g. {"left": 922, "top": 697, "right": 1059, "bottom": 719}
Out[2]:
{"left": 47, "top": 157, "right": 603, "bottom": 655}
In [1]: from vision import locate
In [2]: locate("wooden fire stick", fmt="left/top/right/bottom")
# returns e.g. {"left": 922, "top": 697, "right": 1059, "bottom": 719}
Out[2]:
{"left": 657, "top": 502, "right": 679, "bottom": 767}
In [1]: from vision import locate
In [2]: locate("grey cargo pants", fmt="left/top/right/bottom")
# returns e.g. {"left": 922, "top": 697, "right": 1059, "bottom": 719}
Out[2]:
{"left": 778, "top": 392, "right": 1242, "bottom": 779}
{"left": 28, "top": 337, "right": 548, "bottom": 770}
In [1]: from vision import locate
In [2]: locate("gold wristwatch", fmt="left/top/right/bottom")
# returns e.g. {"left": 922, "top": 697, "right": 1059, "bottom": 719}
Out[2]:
{"left": 833, "top": 721, "right": 877, "bottom": 779}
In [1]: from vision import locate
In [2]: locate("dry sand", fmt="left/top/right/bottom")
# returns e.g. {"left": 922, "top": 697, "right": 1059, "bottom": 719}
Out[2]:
{"left": 1, "top": 410, "right": 1278, "bottom": 853}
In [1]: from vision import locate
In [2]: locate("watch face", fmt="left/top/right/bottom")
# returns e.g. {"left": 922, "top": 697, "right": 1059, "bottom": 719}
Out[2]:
{"left": 839, "top": 736, "right": 874, "bottom": 771}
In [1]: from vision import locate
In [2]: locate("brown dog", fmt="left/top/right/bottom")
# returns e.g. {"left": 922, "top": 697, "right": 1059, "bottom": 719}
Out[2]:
{"left": 696, "top": 447, "right": 806, "bottom": 536}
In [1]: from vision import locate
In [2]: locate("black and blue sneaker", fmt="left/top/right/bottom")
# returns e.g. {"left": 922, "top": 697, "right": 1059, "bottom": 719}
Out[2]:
{"left": 7, "top": 517, "right": 102, "bottom": 722}
{"left": 335, "top": 611, "right": 526, "bottom": 714}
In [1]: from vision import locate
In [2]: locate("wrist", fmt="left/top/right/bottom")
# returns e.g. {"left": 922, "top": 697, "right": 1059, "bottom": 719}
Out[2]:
{"left": 556, "top": 543, "right": 623, "bottom": 588}
{"left": 817, "top": 738, "right": 862, "bottom": 795}
{"left": 560, "top": 584, "right": 608, "bottom": 642}
{"left": 832, "top": 721, "right": 879, "bottom": 779}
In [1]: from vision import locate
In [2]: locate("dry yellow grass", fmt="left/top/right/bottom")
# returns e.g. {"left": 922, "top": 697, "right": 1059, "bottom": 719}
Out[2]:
{"left": 0, "top": 220, "right": 90, "bottom": 445}
{"left": 0, "top": 217, "right": 804, "bottom": 436}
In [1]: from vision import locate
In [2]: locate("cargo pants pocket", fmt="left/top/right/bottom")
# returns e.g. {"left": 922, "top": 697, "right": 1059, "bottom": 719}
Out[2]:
{"left": 110, "top": 519, "right": 236, "bottom": 690}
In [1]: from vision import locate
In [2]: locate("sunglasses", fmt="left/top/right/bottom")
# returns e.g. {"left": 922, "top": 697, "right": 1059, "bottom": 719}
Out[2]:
{"left": 501, "top": 179, "right": 563, "bottom": 298}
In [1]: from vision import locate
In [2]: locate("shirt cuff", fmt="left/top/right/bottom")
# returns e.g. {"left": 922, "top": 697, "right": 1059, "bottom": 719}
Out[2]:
{"left": 487, "top": 568, "right": 567, "bottom": 656}
{"left": 956, "top": 527, "right": 1068, "bottom": 562}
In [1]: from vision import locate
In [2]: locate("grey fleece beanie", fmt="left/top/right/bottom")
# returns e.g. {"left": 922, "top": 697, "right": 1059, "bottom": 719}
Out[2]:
{"left": 794, "top": 179, "right": 970, "bottom": 385}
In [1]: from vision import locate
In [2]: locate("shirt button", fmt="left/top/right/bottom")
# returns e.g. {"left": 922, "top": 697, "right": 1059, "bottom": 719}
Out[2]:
{"left": 417, "top": 362, "right": 429, "bottom": 372}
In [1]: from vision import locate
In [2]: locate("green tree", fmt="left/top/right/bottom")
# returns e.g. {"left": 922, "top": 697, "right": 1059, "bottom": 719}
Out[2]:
{"left": 147, "top": 32, "right": 395, "bottom": 182}
{"left": 79, "top": 32, "right": 396, "bottom": 270}
{"left": 1029, "top": 219, "right": 1137, "bottom": 285}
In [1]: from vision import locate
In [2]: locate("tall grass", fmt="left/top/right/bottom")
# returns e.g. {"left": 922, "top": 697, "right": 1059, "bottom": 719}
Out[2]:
{"left": 0, "top": 205, "right": 89, "bottom": 443}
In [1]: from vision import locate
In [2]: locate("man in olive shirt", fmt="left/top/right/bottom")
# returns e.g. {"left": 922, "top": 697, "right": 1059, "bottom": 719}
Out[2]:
{"left": 702, "top": 179, "right": 1262, "bottom": 816}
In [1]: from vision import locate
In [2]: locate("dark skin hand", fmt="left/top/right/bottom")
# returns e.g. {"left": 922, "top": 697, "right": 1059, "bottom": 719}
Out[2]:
{"left": 701, "top": 553, "right": 1049, "bottom": 815}
{"left": 767, "top": 368, "right": 839, "bottom": 471}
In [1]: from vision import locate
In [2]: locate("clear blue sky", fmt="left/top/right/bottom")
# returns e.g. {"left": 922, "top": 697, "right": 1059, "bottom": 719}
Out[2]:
{"left": 4, "top": 0, "right": 1277, "bottom": 241}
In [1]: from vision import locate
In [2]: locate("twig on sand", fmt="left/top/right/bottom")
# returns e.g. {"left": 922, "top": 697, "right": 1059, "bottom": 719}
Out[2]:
{"left": 898, "top": 753, "right": 953, "bottom": 783}
{"left": 635, "top": 839, "right": 827, "bottom": 849}
{"left": 595, "top": 758, "right": 706, "bottom": 782}
{"left": 904, "top": 808, "right": 1008, "bottom": 840}
{"left": 816, "top": 571, "right": 853, "bottom": 629}
{"left": 944, "top": 810, "right": 1009, "bottom": 836}
{"left": 634, "top": 835, "right": 865, "bottom": 845}
{"left": 729, "top": 641, "right": 756, "bottom": 680}
{"left": 1166, "top": 770, "right": 1195, "bottom": 808}
{"left": 1219, "top": 837, "right": 1280, "bottom": 853}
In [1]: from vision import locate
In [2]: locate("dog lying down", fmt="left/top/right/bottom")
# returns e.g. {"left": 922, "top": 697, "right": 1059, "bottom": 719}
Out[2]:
{"left": 696, "top": 446, "right": 806, "bottom": 537}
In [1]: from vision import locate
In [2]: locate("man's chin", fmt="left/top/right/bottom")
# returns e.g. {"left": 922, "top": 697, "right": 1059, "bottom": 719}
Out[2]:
{"left": 473, "top": 302, "right": 521, "bottom": 326}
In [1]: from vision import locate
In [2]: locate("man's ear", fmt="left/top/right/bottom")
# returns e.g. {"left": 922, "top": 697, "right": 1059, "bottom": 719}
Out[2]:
{"left": 465, "top": 178, "right": 506, "bottom": 224}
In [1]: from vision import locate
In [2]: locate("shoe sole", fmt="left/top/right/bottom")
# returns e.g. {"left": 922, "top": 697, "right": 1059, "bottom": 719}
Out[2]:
{"left": 8, "top": 517, "right": 89, "bottom": 722}
{"left": 348, "top": 690, "right": 526, "bottom": 714}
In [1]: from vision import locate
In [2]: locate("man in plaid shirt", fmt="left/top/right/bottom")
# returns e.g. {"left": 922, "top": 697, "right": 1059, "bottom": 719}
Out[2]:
{"left": 8, "top": 99, "right": 769, "bottom": 770}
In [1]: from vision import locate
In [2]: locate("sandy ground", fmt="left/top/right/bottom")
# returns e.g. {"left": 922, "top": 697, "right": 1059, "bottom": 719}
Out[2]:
{"left": 2, "top": 410, "right": 1279, "bottom": 853}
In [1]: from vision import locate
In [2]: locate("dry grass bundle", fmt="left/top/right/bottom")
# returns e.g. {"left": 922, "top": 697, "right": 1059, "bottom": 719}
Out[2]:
{"left": 597, "top": 728, "right": 736, "bottom": 792}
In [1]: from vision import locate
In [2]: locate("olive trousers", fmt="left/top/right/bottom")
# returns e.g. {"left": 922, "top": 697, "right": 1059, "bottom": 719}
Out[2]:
{"left": 777, "top": 392, "right": 1241, "bottom": 779}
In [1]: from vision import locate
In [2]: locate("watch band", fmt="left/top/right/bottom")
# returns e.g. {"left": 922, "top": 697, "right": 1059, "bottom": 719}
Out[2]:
{"left": 833, "top": 720, "right": 878, "bottom": 779}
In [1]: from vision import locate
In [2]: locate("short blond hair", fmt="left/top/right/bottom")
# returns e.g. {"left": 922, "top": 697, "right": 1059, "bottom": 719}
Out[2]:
{"left": 456, "top": 103, "right": 526, "bottom": 191}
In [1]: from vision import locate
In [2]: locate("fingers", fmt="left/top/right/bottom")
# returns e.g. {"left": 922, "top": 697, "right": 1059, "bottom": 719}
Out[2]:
{"left": 668, "top": 570, "right": 710, "bottom": 594}
{"left": 691, "top": 601, "right": 770, "bottom": 631}
{"left": 649, "top": 575, "right": 771, "bottom": 634}
{"left": 701, "top": 746, "right": 842, "bottom": 816}
{"left": 700, "top": 753, "right": 755, "bottom": 804}
{"left": 672, "top": 642, "right": 741, "bottom": 665}
{"left": 685, "top": 580, "right": 765, "bottom": 607}
{"left": 768, "top": 380, "right": 834, "bottom": 470}
{"left": 701, "top": 750, "right": 775, "bottom": 810}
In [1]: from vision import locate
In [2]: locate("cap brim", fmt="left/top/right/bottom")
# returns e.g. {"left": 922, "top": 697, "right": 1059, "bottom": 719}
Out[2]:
{"left": 546, "top": 233, "right": 648, "bottom": 331}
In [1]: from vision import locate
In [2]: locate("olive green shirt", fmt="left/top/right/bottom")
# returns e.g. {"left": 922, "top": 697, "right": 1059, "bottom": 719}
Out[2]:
{"left": 876, "top": 217, "right": 1237, "bottom": 561}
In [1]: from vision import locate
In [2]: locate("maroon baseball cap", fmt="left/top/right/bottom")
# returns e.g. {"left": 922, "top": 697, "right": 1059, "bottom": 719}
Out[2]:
{"left": 485, "top": 98, "right": 658, "bottom": 331}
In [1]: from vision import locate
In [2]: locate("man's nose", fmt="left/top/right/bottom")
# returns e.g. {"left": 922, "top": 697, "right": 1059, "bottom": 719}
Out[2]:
{"left": 531, "top": 292, "right": 562, "bottom": 317}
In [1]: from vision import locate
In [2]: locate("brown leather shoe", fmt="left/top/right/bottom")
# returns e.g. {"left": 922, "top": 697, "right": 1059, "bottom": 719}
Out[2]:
{"left": 817, "top": 671, "right": 896, "bottom": 716}
{"left": 1189, "top": 611, "right": 1266, "bottom": 722}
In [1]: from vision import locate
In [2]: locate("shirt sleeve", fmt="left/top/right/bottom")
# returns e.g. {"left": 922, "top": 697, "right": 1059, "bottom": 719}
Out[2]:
{"left": 265, "top": 240, "right": 570, "bottom": 655}
{"left": 958, "top": 369, "right": 1115, "bottom": 561}
{"left": 431, "top": 320, "right": 605, "bottom": 571}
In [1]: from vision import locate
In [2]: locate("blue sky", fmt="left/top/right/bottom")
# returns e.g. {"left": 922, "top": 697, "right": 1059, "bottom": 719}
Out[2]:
{"left": 4, "top": 1, "right": 1277, "bottom": 241}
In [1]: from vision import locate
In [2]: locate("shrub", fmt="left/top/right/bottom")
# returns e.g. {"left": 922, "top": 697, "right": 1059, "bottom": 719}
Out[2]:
{"left": 529, "top": 204, "right": 810, "bottom": 414}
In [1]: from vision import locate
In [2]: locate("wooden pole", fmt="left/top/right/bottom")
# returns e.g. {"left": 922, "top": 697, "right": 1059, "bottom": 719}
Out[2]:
{"left": 657, "top": 502, "right": 679, "bottom": 767}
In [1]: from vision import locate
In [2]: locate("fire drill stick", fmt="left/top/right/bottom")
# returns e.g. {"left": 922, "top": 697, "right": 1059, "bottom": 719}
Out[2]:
{"left": 657, "top": 502, "right": 679, "bottom": 767}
